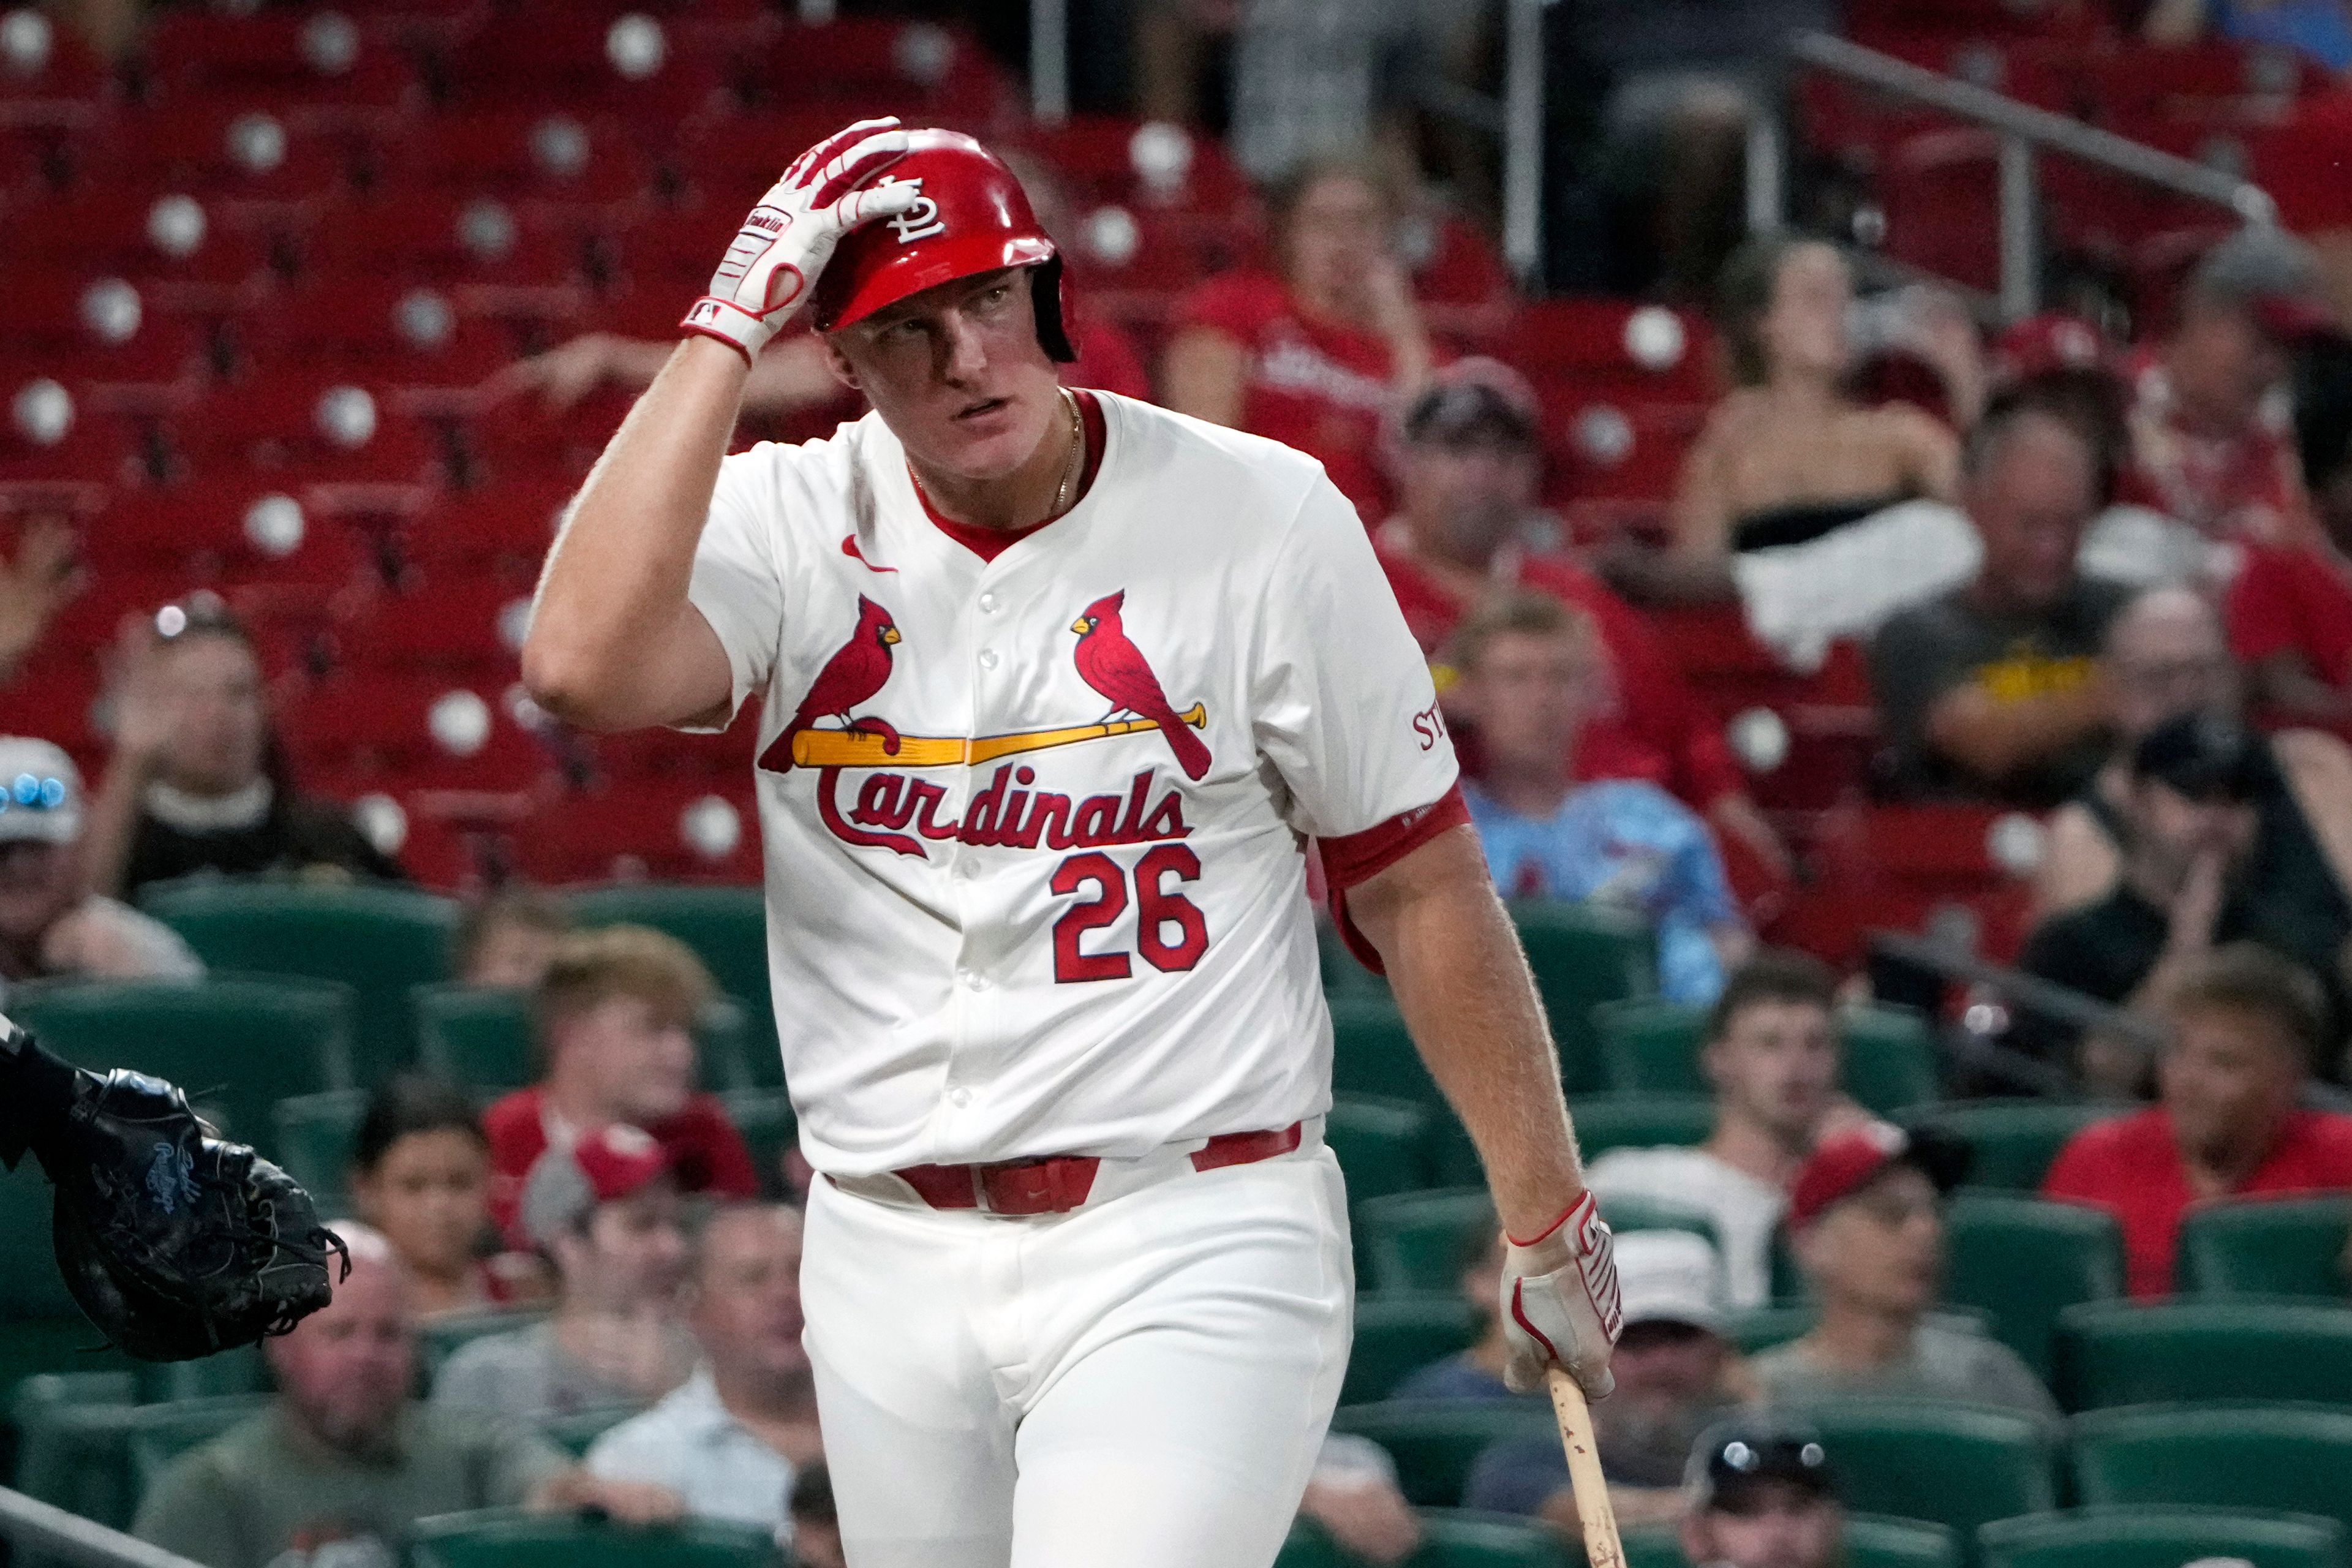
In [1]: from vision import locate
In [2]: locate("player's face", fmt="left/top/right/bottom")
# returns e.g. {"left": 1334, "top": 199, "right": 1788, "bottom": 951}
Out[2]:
{"left": 270, "top": 1253, "right": 415, "bottom": 1451}
{"left": 155, "top": 632, "right": 268, "bottom": 797}
{"left": 691, "top": 1205, "right": 809, "bottom": 1382}
{"left": 1799, "top": 1166, "right": 1942, "bottom": 1317}
{"left": 353, "top": 1128, "right": 491, "bottom": 1281}
{"left": 824, "top": 268, "right": 1063, "bottom": 483}
{"left": 1684, "top": 1489, "right": 1843, "bottom": 1568}
{"left": 2159, "top": 1005, "right": 2304, "bottom": 1164}
{"left": 558, "top": 994, "right": 699, "bottom": 1124}
{"left": 1456, "top": 629, "right": 1596, "bottom": 775}
{"left": 1703, "top": 1000, "right": 1840, "bottom": 1145}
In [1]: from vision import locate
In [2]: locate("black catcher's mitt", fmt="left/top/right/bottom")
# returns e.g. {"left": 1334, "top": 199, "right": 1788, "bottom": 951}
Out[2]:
{"left": 41, "top": 1068, "right": 348, "bottom": 1362}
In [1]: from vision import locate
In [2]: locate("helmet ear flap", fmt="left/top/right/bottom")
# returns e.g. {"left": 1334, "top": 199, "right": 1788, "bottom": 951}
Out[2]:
{"left": 1031, "top": 255, "right": 1077, "bottom": 363}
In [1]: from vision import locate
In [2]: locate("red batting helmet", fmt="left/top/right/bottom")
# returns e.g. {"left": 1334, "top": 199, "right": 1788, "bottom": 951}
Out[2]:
{"left": 809, "top": 128, "right": 1076, "bottom": 363}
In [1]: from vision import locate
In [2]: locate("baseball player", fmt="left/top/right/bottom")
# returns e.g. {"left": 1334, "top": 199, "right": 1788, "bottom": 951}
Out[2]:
{"left": 522, "top": 119, "right": 1621, "bottom": 1567}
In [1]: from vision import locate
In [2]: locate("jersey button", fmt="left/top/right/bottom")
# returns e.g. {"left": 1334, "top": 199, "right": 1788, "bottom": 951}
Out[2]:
{"left": 978, "top": 648, "right": 999, "bottom": 670}
{"left": 948, "top": 1087, "right": 972, "bottom": 1107}
{"left": 957, "top": 968, "right": 989, "bottom": 990}
{"left": 978, "top": 592, "right": 998, "bottom": 614}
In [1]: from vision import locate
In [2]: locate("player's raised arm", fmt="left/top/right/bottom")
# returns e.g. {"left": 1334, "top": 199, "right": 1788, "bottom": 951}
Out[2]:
{"left": 522, "top": 119, "right": 921, "bottom": 733}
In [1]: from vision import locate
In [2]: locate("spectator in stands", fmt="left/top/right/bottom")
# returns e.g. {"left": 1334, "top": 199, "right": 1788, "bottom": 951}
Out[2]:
{"left": 435, "top": 1126, "right": 697, "bottom": 1419}
{"left": 81, "top": 603, "right": 402, "bottom": 898}
{"left": 134, "top": 1224, "right": 678, "bottom": 1568}
{"left": 1758, "top": 1125, "right": 2056, "bottom": 1416}
{"left": 1449, "top": 593, "right": 1751, "bottom": 1003}
{"left": 2045, "top": 944, "right": 2352, "bottom": 1297}
{"left": 2230, "top": 330, "right": 2352, "bottom": 725}
{"left": 488, "top": 153, "right": 1148, "bottom": 417}
{"left": 0, "top": 516, "right": 77, "bottom": 687}
{"left": 1164, "top": 156, "right": 1435, "bottom": 519}
{"left": 1871, "top": 390, "right": 2133, "bottom": 807}
{"left": 1664, "top": 237, "right": 1958, "bottom": 571}
{"left": 2144, "top": 0, "right": 2352, "bottom": 73}
{"left": 1378, "top": 363, "right": 1791, "bottom": 881}
{"left": 0, "top": 736, "right": 202, "bottom": 1000}
{"left": 1586, "top": 952, "right": 1858, "bottom": 1307}
{"left": 2120, "top": 227, "right": 2333, "bottom": 548}
{"left": 788, "top": 1466, "right": 846, "bottom": 1568}
{"left": 454, "top": 887, "right": 573, "bottom": 990}
{"left": 587, "top": 1203, "right": 820, "bottom": 1533}
{"left": 1464, "top": 1230, "right": 1751, "bottom": 1529}
{"left": 1678, "top": 1417, "right": 1846, "bottom": 1568}
{"left": 350, "top": 1076, "right": 543, "bottom": 1321}
{"left": 1295, "top": 1438, "right": 1425, "bottom": 1566}
{"left": 2014, "top": 714, "right": 2352, "bottom": 1084}
{"left": 483, "top": 925, "right": 758, "bottom": 1242}
{"left": 2034, "top": 588, "right": 2245, "bottom": 920}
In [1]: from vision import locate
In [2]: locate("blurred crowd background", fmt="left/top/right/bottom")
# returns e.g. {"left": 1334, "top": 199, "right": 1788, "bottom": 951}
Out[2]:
{"left": 7, "top": 0, "right": 2352, "bottom": 1566}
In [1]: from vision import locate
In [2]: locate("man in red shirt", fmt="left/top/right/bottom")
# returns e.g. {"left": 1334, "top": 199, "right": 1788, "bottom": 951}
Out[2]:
{"left": 485, "top": 925, "right": 758, "bottom": 1245}
{"left": 1374, "top": 363, "right": 1791, "bottom": 883}
{"left": 2043, "top": 943, "right": 2352, "bottom": 1298}
{"left": 2230, "top": 333, "right": 2352, "bottom": 729}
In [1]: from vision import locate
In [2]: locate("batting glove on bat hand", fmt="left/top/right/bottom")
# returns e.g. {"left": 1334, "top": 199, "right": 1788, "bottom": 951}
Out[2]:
{"left": 1499, "top": 1191, "right": 1623, "bottom": 1400}
{"left": 682, "top": 116, "right": 925, "bottom": 363}
{"left": 34, "top": 1058, "right": 347, "bottom": 1362}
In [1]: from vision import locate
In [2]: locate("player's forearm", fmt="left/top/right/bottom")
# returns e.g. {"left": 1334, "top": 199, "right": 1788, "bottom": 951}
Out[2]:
{"left": 522, "top": 337, "right": 747, "bottom": 724}
{"left": 1348, "top": 828, "right": 1586, "bottom": 1240}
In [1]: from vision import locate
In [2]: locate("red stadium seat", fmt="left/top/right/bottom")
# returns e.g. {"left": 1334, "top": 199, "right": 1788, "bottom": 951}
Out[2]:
{"left": 8, "top": 188, "right": 277, "bottom": 292}
{"left": 371, "top": 108, "right": 654, "bottom": 205}
{"left": 1551, "top": 400, "right": 1707, "bottom": 504}
{"left": 0, "top": 10, "right": 113, "bottom": 126}
{"left": 456, "top": 383, "right": 636, "bottom": 485}
{"left": 734, "top": 17, "right": 1009, "bottom": 124}
{"left": 1006, "top": 115, "right": 1250, "bottom": 217}
{"left": 399, "top": 474, "right": 574, "bottom": 574}
{"left": 300, "top": 190, "right": 601, "bottom": 289}
{"left": 0, "top": 276, "right": 207, "bottom": 391}
{"left": 167, "top": 374, "right": 448, "bottom": 486}
{"left": 135, "top": 8, "right": 419, "bottom": 116}
{"left": 516, "top": 777, "right": 761, "bottom": 884}
{"left": 6, "top": 646, "right": 104, "bottom": 760}
{"left": 434, "top": 8, "right": 732, "bottom": 126}
{"left": 0, "top": 379, "right": 144, "bottom": 486}
{"left": 333, "top": 575, "right": 533, "bottom": 674}
{"left": 1511, "top": 297, "right": 1719, "bottom": 404}
{"left": 78, "top": 104, "right": 358, "bottom": 200}
{"left": 233, "top": 277, "right": 519, "bottom": 386}
{"left": 277, "top": 669, "right": 551, "bottom": 790}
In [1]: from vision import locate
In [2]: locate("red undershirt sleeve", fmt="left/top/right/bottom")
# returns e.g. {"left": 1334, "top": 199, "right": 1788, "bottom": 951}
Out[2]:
{"left": 1318, "top": 781, "right": 1472, "bottom": 974}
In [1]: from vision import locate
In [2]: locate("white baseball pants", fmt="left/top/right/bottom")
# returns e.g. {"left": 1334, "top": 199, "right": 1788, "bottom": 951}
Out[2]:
{"left": 800, "top": 1138, "right": 1354, "bottom": 1568}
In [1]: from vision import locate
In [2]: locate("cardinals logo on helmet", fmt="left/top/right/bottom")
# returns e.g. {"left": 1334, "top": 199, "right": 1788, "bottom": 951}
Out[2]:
{"left": 877, "top": 176, "right": 946, "bottom": 244}
{"left": 1070, "top": 590, "right": 1212, "bottom": 782}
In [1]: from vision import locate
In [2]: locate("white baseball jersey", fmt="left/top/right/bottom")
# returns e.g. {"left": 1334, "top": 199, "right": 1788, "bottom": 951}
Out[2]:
{"left": 685, "top": 390, "right": 1460, "bottom": 1175}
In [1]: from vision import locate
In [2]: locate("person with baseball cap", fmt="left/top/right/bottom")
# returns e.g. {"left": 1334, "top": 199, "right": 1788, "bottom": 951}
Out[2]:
{"left": 2119, "top": 227, "right": 2335, "bottom": 549}
{"left": 2014, "top": 711, "right": 2352, "bottom": 1077}
{"left": 1679, "top": 1417, "right": 1845, "bottom": 1568}
{"left": 1754, "top": 1124, "right": 2055, "bottom": 1416}
{"left": 1465, "top": 1229, "right": 1751, "bottom": 1529}
{"left": 0, "top": 736, "right": 201, "bottom": 1002}
{"left": 433, "top": 1125, "right": 696, "bottom": 1422}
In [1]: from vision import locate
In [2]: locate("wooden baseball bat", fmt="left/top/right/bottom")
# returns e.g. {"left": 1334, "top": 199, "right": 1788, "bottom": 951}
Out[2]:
{"left": 1546, "top": 1368, "right": 1625, "bottom": 1568}
{"left": 791, "top": 704, "right": 1207, "bottom": 769}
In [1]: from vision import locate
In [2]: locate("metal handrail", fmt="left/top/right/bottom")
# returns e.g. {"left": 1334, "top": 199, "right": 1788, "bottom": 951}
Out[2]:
{"left": 0, "top": 1487, "right": 207, "bottom": 1568}
{"left": 1771, "top": 31, "right": 2279, "bottom": 320}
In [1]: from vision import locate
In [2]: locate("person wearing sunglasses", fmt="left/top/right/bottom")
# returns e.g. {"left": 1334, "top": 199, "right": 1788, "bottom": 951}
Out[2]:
{"left": 0, "top": 736, "right": 200, "bottom": 1003}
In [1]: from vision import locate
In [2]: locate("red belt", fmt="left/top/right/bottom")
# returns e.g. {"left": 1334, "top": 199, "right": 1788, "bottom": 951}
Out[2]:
{"left": 892, "top": 1122, "right": 1304, "bottom": 1216}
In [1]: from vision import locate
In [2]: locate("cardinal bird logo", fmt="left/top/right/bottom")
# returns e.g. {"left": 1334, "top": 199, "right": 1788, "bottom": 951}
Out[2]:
{"left": 760, "top": 595, "right": 902, "bottom": 773}
{"left": 1069, "top": 590, "right": 1212, "bottom": 781}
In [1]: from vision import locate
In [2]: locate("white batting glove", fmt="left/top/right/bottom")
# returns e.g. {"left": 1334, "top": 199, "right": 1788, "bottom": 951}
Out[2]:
{"left": 681, "top": 116, "right": 924, "bottom": 363}
{"left": 1499, "top": 1191, "right": 1623, "bottom": 1400}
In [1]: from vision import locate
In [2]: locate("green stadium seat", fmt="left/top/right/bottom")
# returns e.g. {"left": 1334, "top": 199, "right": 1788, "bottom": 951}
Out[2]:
{"left": 132, "top": 1342, "right": 266, "bottom": 1403}
{"left": 1344, "top": 1294, "right": 1479, "bottom": 1406}
{"left": 1330, "top": 995, "right": 1441, "bottom": 1109}
{"left": 1406, "top": 1512, "right": 1578, "bottom": 1566}
{"left": 1788, "top": 1399, "right": 2059, "bottom": 1538}
{"left": 140, "top": 879, "right": 457, "bottom": 1085}
{"left": 1327, "top": 1402, "right": 1560, "bottom": 1507}
{"left": 1896, "top": 1102, "right": 2107, "bottom": 1191}
{"left": 9, "top": 977, "right": 353, "bottom": 1155}
{"left": 566, "top": 886, "right": 777, "bottom": 1083}
{"left": 1598, "top": 1001, "right": 1939, "bottom": 1114}
{"left": 0, "top": 1143, "right": 81, "bottom": 1321}
{"left": 2056, "top": 1302, "right": 2352, "bottom": 1411}
{"left": 1329, "top": 1095, "right": 1438, "bottom": 1205}
{"left": 410, "top": 1510, "right": 782, "bottom": 1568}
{"left": 413, "top": 984, "right": 756, "bottom": 1098}
{"left": 1360, "top": 1189, "right": 1493, "bottom": 1294}
{"left": 1723, "top": 1307, "right": 1994, "bottom": 1356}
{"left": 1622, "top": 1515, "right": 1960, "bottom": 1568}
{"left": 1507, "top": 901, "right": 1654, "bottom": 1096}
{"left": 10, "top": 1373, "right": 138, "bottom": 1530}
{"left": 418, "top": 1308, "right": 549, "bottom": 1382}
{"left": 1943, "top": 1196, "right": 2126, "bottom": 1384}
{"left": 1599, "top": 1193, "right": 1722, "bottom": 1250}
{"left": 2174, "top": 1197, "right": 2352, "bottom": 1299}
{"left": 1977, "top": 1507, "right": 2348, "bottom": 1568}
{"left": 539, "top": 1403, "right": 645, "bottom": 1456}
{"left": 714, "top": 1087, "right": 794, "bottom": 1196}
{"left": 271, "top": 1088, "right": 368, "bottom": 1216}
{"left": 1568, "top": 1095, "right": 1715, "bottom": 1161}
{"left": 2070, "top": 1404, "right": 2352, "bottom": 1532}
